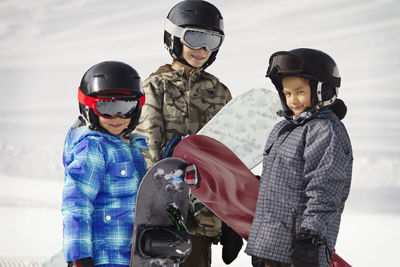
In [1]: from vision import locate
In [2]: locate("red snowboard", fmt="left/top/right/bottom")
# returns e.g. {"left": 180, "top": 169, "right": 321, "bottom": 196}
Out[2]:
{"left": 173, "top": 135, "right": 351, "bottom": 267}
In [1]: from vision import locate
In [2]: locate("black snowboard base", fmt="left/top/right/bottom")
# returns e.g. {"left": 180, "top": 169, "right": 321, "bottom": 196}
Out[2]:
{"left": 129, "top": 158, "right": 191, "bottom": 267}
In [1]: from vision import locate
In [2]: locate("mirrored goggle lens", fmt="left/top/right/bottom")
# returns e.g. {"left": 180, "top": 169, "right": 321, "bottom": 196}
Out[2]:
{"left": 267, "top": 53, "right": 303, "bottom": 75}
{"left": 96, "top": 99, "right": 139, "bottom": 118}
{"left": 183, "top": 30, "right": 223, "bottom": 51}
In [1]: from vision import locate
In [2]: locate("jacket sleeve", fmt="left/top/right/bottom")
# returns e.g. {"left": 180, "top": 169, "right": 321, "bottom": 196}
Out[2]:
{"left": 62, "top": 137, "right": 105, "bottom": 262}
{"left": 301, "top": 119, "right": 352, "bottom": 237}
{"left": 221, "top": 82, "right": 232, "bottom": 103}
{"left": 134, "top": 77, "right": 165, "bottom": 168}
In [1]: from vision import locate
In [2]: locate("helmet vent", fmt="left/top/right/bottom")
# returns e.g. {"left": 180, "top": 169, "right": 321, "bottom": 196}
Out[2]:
{"left": 183, "top": 9, "right": 196, "bottom": 15}
{"left": 94, "top": 74, "right": 106, "bottom": 78}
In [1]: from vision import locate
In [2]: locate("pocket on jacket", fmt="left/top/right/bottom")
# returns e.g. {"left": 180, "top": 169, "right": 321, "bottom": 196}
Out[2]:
{"left": 109, "top": 162, "right": 135, "bottom": 177}
{"left": 108, "top": 162, "right": 140, "bottom": 197}
{"left": 92, "top": 208, "right": 134, "bottom": 250}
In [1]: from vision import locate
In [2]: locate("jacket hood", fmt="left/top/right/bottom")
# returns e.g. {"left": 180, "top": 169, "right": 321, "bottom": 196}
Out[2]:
{"left": 64, "top": 117, "right": 147, "bottom": 156}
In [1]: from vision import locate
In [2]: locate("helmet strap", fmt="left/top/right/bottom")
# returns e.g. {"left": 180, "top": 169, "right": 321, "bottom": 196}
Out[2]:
{"left": 317, "top": 82, "right": 338, "bottom": 108}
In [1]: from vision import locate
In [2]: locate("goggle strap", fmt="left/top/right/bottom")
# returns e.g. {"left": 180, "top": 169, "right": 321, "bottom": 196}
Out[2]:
{"left": 139, "top": 95, "right": 145, "bottom": 108}
{"left": 165, "top": 18, "right": 223, "bottom": 37}
{"left": 78, "top": 88, "right": 96, "bottom": 109}
{"left": 78, "top": 87, "right": 145, "bottom": 108}
{"left": 165, "top": 18, "right": 184, "bottom": 38}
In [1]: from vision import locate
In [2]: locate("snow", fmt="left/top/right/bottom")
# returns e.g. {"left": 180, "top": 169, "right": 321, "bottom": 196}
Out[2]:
{"left": 213, "top": 211, "right": 400, "bottom": 266}
{"left": 0, "top": 0, "right": 400, "bottom": 266}
{"left": 1, "top": 174, "right": 399, "bottom": 266}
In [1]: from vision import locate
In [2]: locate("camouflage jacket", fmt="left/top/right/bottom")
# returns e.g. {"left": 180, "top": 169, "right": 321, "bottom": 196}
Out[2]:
{"left": 134, "top": 63, "right": 231, "bottom": 238}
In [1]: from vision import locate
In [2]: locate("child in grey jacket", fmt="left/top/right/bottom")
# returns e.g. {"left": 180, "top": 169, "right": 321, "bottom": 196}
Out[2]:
{"left": 245, "top": 48, "right": 353, "bottom": 267}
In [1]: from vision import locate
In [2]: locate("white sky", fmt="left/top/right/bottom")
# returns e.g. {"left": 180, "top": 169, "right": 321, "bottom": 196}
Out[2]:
{"left": 1, "top": 0, "right": 399, "bottom": 186}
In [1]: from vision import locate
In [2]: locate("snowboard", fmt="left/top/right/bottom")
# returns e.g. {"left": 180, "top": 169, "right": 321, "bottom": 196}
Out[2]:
{"left": 173, "top": 135, "right": 351, "bottom": 267}
{"left": 197, "top": 87, "right": 281, "bottom": 170}
{"left": 129, "top": 158, "right": 191, "bottom": 267}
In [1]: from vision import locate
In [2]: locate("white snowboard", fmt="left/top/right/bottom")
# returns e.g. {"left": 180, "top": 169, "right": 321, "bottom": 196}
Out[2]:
{"left": 198, "top": 87, "right": 282, "bottom": 170}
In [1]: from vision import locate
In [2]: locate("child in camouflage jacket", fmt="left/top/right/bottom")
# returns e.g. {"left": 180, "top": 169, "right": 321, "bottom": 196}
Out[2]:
{"left": 134, "top": 1, "right": 243, "bottom": 266}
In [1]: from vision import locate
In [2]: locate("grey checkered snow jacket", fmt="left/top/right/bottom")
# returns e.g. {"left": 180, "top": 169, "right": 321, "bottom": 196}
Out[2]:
{"left": 245, "top": 110, "right": 353, "bottom": 267}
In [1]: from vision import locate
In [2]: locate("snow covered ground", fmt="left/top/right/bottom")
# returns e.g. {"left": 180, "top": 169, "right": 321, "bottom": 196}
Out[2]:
{"left": 1, "top": 174, "right": 399, "bottom": 266}
{"left": 1, "top": 0, "right": 400, "bottom": 266}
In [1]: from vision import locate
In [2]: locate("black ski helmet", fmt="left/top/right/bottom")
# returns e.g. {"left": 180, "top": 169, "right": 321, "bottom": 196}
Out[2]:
{"left": 78, "top": 61, "right": 145, "bottom": 133}
{"left": 266, "top": 48, "right": 341, "bottom": 118}
{"left": 164, "top": 0, "right": 224, "bottom": 69}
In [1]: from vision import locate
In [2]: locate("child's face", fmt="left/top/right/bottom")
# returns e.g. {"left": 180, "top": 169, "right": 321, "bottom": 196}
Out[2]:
{"left": 99, "top": 116, "right": 131, "bottom": 135}
{"left": 281, "top": 76, "right": 312, "bottom": 115}
{"left": 181, "top": 45, "right": 212, "bottom": 68}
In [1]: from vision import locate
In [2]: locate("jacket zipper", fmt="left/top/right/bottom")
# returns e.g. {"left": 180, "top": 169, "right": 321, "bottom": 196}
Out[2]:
{"left": 291, "top": 208, "right": 297, "bottom": 249}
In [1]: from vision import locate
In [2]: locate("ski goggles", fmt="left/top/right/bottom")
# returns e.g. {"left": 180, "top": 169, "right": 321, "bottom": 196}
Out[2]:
{"left": 78, "top": 88, "right": 145, "bottom": 119}
{"left": 266, "top": 51, "right": 304, "bottom": 79}
{"left": 165, "top": 19, "right": 224, "bottom": 52}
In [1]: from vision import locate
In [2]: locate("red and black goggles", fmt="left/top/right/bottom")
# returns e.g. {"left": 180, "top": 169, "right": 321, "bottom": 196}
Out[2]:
{"left": 78, "top": 88, "right": 145, "bottom": 119}
{"left": 266, "top": 51, "right": 304, "bottom": 79}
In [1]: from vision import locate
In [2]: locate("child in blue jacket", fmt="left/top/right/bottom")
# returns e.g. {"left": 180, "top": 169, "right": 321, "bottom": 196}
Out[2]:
{"left": 246, "top": 48, "right": 353, "bottom": 267}
{"left": 62, "top": 61, "right": 148, "bottom": 267}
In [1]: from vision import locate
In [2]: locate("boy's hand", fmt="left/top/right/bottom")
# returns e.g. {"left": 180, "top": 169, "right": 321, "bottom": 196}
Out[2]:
{"left": 291, "top": 232, "right": 322, "bottom": 267}
{"left": 220, "top": 222, "right": 243, "bottom": 264}
{"left": 68, "top": 257, "right": 95, "bottom": 267}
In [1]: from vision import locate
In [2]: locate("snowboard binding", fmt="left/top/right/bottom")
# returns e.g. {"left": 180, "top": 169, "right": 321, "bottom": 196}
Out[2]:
{"left": 138, "top": 204, "right": 191, "bottom": 264}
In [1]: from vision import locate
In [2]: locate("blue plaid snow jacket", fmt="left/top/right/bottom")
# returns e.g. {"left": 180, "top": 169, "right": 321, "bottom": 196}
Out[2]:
{"left": 62, "top": 118, "right": 148, "bottom": 265}
{"left": 245, "top": 110, "right": 353, "bottom": 267}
